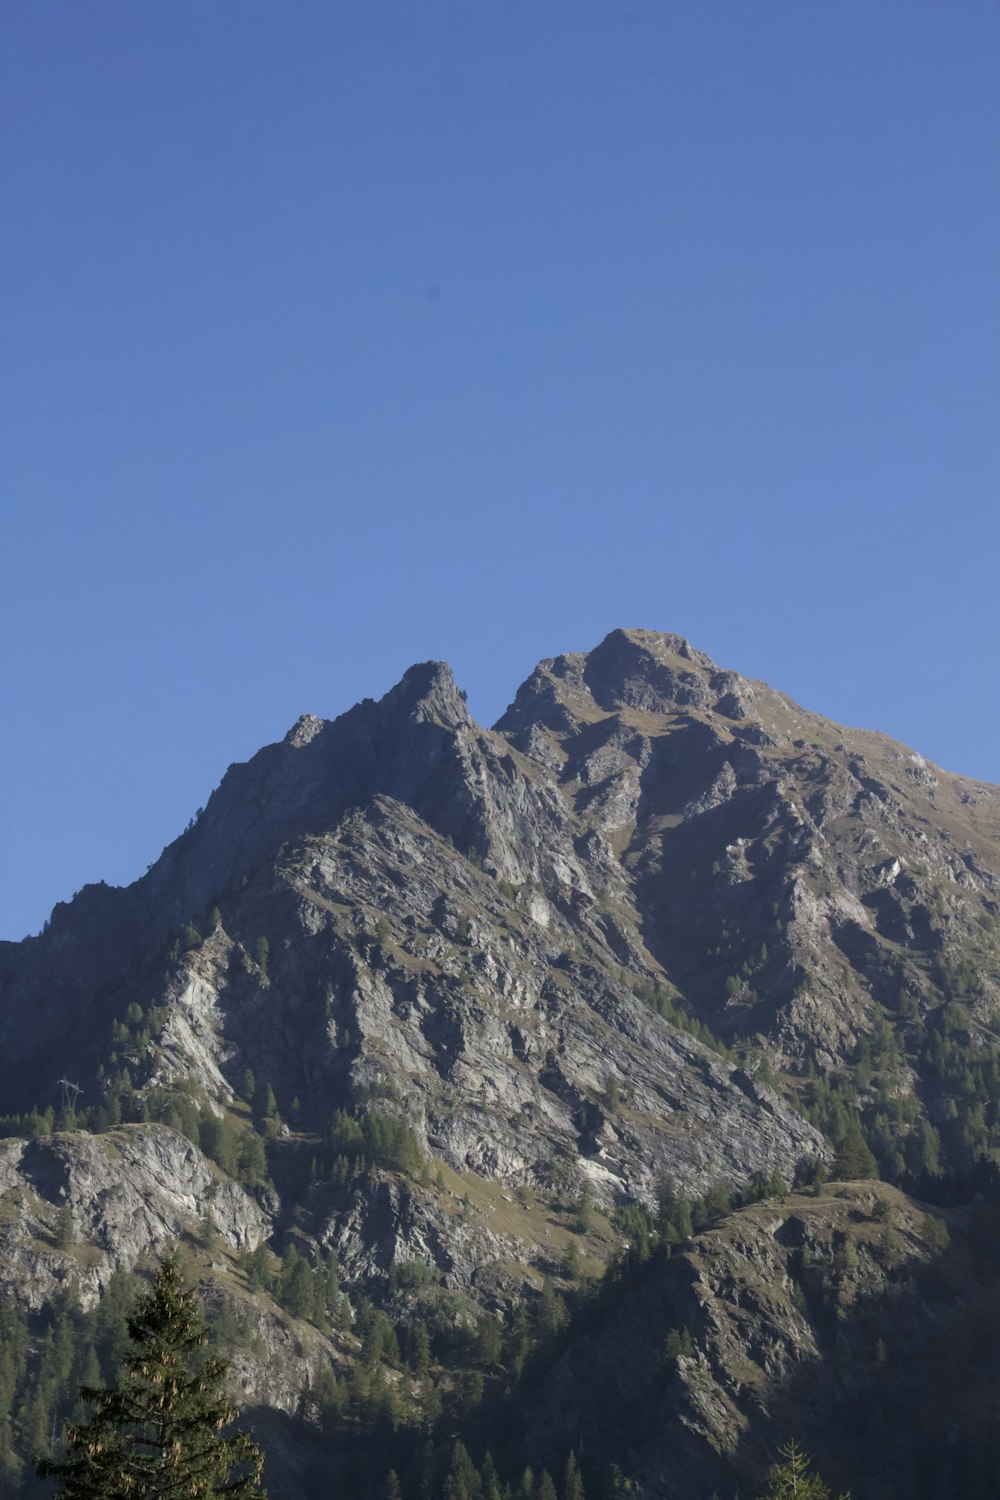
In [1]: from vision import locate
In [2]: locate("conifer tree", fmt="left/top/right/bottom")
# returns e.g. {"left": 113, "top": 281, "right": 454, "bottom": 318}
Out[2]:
{"left": 409, "top": 1319, "right": 432, "bottom": 1379}
{"left": 444, "top": 1439, "right": 480, "bottom": 1500}
{"left": 758, "top": 1441, "right": 849, "bottom": 1499}
{"left": 564, "top": 1450, "right": 585, "bottom": 1500}
{"left": 481, "top": 1452, "right": 503, "bottom": 1500}
{"left": 38, "top": 1256, "right": 265, "bottom": 1500}
{"left": 832, "top": 1121, "right": 877, "bottom": 1181}
{"left": 55, "top": 1205, "right": 75, "bottom": 1251}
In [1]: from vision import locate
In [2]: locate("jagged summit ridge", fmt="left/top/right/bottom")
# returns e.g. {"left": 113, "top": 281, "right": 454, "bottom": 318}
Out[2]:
{"left": 383, "top": 659, "right": 470, "bottom": 728}
{"left": 2, "top": 629, "right": 1000, "bottom": 1500}
{"left": 3, "top": 626, "right": 1000, "bottom": 1146}
{"left": 1, "top": 629, "right": 843, "bottom": 1196}
{"left": 499, "top": 627, "right": 797, "bottom": 741}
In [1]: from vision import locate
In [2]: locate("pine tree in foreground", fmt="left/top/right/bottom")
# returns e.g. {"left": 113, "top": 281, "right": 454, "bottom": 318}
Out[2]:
{"left": 38, "top": 1256, "right": 266, "bottom": 1500}
{"left": 758, "top": 1440, "right": 850, "bottom": 1499}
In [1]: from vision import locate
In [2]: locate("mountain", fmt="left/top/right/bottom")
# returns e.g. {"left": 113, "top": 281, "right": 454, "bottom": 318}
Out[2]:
{"left": 2, "top": 628, "right": 1000, "bottom": 1499}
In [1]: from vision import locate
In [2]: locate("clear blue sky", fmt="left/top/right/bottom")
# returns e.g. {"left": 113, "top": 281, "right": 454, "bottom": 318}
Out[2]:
{"left": 2, "top": 2, "right": 998, "bottom": 941}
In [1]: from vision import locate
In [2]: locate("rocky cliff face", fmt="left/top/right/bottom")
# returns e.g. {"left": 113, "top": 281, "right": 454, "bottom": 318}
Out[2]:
{"left": 0, "top": 636, "right": 850, "bottom": 1205}
{"left": 5, "top": 631, "right": 999, "bottom": 1173}
{"left": 498, "top": 630, "right": 1000, "bottom": 1060}
{"left": 506, "top": 1179, "right": 1000, "bottom": 1500}
{"left": 2, "top": 628, "right": 999, "bottom": 1498}
{"left": 0, "top": 1126, "right": 265, "bottom": 1311}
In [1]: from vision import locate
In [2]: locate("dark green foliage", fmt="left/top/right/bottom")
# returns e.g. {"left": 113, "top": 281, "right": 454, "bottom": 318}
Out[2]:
{"left": 443, "top": 1440, "right": 479, "bottom": 1500}
{"left": 916, "top": 1018, "right": 1000, "bottom": 1168}
{"left": 407, "top": 1319, "right": 432, "bottom": 1378}
{"left": 38, "top": 1258, "right": 265, "bottom": 1500}
{"left": 239, "top": 1243, "right": 274, "bottom": 1295}
{"left": 480, "top": 1453, "right": 502, "bottom": 1500}
{"left": 612, "top": 1201, "right": 656, "bottom": 1260}
{"left": 361, "top": 1309, "right": 401, "bottom": 1369}
{"left": 199, "top": 1113, "right": 239, "bottom": 1178}
{"left": 800, "top": 997, "right": 1000, "bottom": 1185}
{"left": 615, "top": 1171, "right": 792, "bottom": 1264}
{"left": 0, "top": 1107, "right": 55, "bottom": 1141}
{"left": 923, "top": 1211, "right": 950, "bottom": 1255}
{"left": 632, "top": 978, "right": 729, "bottom": 1055}
{"left": 803, "top": 1072, "right": 882, "bottom": 1181}
{"left": 271, "top": 1244, "right": 344, "bottom": 1332}
{"left": 237, "top": 1129, "right": 268, "bottom": 1186}
{"left": 251, "top": 1080, "right": 279, "bottom": 1133}
{"left": 308, "top": 1366, "right": 348, "bottom": 1435}
{"left": 757, "top": 1441, "right": 849, "bottom": 1499}
{"left": 470, "top": 1316, "right": 503, "bottom": 1368}
{"left": 279, "top": 1244, "right": 316, "bottom": 1321}
{"left": 55, "top": 1206, "right": 75, "bottom": 1251}
{"left": 0, "top": 1270, "right": 146, "bottom": 1497}
{"left": 563, "top": 1452, "right": 585, "bottom": 1500}
{"left": 137, "top": 1087, "right": 269, "bottom": 1192}
{"left": 692, "top": 1181, "right": 736, "bottom": 1230}
{"left": 663, "top": 1327, "right": 694, "bottom": 1372}
{"left": 535, "top": 1280, "right": 568, "bottom": 1338}
{"left": 833, "top": 1121, "right": 878, "bottom": 1181}
{"left": 908, "top": 1119, "right": 943, "bottom": 1179}
{"left": 320, "top": 1107, "right": 424, "bottom": 1180}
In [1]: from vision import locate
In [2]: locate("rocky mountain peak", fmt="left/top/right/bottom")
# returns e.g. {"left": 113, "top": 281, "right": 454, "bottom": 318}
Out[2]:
{"left": 379, "top": 660, "right": 470, "bottom": 731}
{"left": 496, "top": 627, "right": 766, "bottom": 742}
{"left": 283, "top": 713, "right": 325, "bottom": 748}
{"left": 582, "top": 627, "right": 721, "bottom": 713}
{"left": 591, "top": 625, "right": 716, "bottom": 672}
{"left": 3, "top": 628, "right": 1000, "bottom": 1500}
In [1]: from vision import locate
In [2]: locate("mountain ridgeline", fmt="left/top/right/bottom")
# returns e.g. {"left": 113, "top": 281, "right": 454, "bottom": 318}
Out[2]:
{"left": 2, "top": 629, "right": 1000, "bottom": 1500}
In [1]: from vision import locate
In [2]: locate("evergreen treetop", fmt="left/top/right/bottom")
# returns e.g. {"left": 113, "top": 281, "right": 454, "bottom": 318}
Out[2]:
{"left": 758, "top": 1440, "right": 849, "bottom": 1499}
{"left": 38, "top": 1256, "right": 265, "bottom": 1500}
